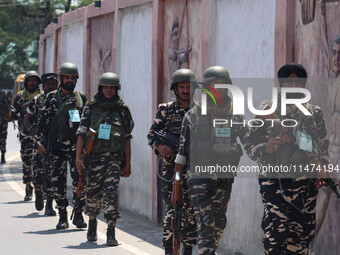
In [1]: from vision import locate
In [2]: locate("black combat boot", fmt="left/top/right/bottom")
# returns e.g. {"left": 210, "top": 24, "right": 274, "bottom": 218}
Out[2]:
{"left": 164, "top": 246, "right": 173, "bottom": 255}
{"left": 56, "top": 209, "right": 69, "bottom": 230}
{"left": 1, "top": 150, "right": 5, "bottom": 164}
{"left": 72, "top": 208, "right": 87, "bottom": 228}
{"left": 35, "top": 189, "right": 44, "bottom": 211}
{"left": 87, "top": 218, "right": 98, "bottom": 242}
{"left": 182, "top": 245, "right": 193, "bottom": 255}
{"left": 24, "top": 185, "right": 33, "bottom": 201}
{"left": 106, "top": 225, "right": 118, "bottom": 246}
{"left": 44, "top": 198, "right": 56, "bottom": 216}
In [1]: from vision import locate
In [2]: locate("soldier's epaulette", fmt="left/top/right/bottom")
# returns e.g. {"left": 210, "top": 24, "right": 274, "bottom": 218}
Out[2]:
{"left": 158, "top": 101, "right": 173, "bottom": 110}
{"left": 46, "top": 90, "right": 57, "bottom": 98}
{"left": 86, "top": 99, "right": 97, "bottom": 106}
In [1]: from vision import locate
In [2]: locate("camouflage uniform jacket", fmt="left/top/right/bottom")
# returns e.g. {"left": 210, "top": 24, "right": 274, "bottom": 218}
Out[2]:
{"left": 76, "top": 97, "right": 134, "bottom": 141}
{"left": 26, "top": 92, "right": 47, "bottom": 127}
{"left": 175, "top": 102, "right": 248, "bottom": 170}
{"left": 244, "top": 100, "right": 330, "bottom": 174}
{"left": 0, "top": 90, "right": 9, "bottom": 117}
{"left": 12, "top": 88, "right": 43, "bottom": 130}
{"left": 36, "top": 90, "right": 87, "bottom": 151}
{"left": 147, "top": 100, "right": 189, "bottom": 152}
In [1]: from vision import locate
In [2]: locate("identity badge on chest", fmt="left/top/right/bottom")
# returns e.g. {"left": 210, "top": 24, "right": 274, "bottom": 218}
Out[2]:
{"left": 98, "top": 124, "right": 111, "bottom": 140}
{"left": 215, "top": 128, "right": 231, "bottom": 138}
{"left": 297, "top": 131, "right": 313, "bottom": 153}
{"left": 68, "top": 110, "right": 80, "bottom": 122}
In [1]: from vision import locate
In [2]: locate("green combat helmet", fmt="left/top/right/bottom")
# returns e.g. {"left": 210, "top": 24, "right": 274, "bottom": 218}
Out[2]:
{"left": 58, "top": 62, "right": 79, "bottom": 78}
{"left": 203, "top": 66, "right": 232, "bottom": 85}
{"left": 24, "top": 71, "right": 41, "bottom": 87}
{"left": 98, "top": 72, "right": 121, "bottom": 90}
{"left": 170, "top": 68, "right": 197, "bottom": 90}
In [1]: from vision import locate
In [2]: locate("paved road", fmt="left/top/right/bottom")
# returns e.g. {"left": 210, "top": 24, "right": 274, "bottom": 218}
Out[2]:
{"left": 0, "top": 123, "right": 164, "bottom": 255}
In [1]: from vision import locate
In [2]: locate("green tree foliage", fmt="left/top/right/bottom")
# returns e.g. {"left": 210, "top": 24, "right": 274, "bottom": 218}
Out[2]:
{"left": 0, "top": 0, "right": 94, "bottom": 89}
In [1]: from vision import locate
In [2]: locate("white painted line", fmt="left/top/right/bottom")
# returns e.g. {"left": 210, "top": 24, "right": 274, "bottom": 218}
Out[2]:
{"left": 0, "top": 153, "right": 163, "bottom": 255}
{"left": 1, "top": 154, "right": 25, "bottom": 197}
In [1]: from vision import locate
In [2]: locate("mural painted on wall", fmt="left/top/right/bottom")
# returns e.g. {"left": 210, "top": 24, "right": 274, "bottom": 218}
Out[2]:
{"left": 295, "top": 1, "right": 340, "bottom": 254}
{"left": 168, "top": 13, "right": 192, "bottom": 76}
{"left": 162, "top": 0, "right": 202, "bottom": 102}
{"left": 89, "top": 14, "right": 114, "bottom": 98}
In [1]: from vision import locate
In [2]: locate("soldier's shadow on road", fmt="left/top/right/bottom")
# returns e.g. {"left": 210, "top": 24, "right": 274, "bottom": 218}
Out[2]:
{"left": 13, "top": 212, "right": 47, "bottom": 218}
{"left": 3, "top": 200, "right": 32, "bottom": 204}
{"left": 24, "top": 228, "right": 85, "bottom": 235}
{"left": 64, "top": 242, "right": 108, "bottom": 249}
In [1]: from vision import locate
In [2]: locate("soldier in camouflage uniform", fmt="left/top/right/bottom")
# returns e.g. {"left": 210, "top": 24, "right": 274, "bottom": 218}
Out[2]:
{"left": 0, "top": 89, "right": 9, "bottom": 164}
{"left": 36, "top": 63, "right": 87, "bottom": 230}
{"left": 76, "top": 72, "right": 134, "bottom": 246}
{"left": 24, "top": 73, "right": 58, "bottom": 215}
{"left": 12, "top": 71, "right": 43, "bottom": 201}
{"left": 175, "top": 66, "right": 247, "bottom": 255}
{"left": 148, "top": 69, "right": 197, "bottom": 255}
{"left": 244, "top": 63, "right": 330, "bottom": 255}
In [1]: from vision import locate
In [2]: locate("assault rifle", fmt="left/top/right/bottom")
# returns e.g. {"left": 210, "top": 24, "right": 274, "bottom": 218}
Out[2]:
{"left": 150, "top": 130, "right": 180, "bottom": 152}
{"left": 171, "top": 171, "right": 182, "bottom": 255}
{"left": 261, "top": 109, "right": 340, "bottom": 198}
{"left": 72, "top": 128, "right": 97, "bottom": 217}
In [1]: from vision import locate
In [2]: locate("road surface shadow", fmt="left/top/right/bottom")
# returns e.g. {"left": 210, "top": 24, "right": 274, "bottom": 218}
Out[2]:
{"left": 4, "top": 200, "right": 32, "bottom": 204}
{"left": 24, "top": 228, "right": 85, "bottom": 235}
{"left": 64, "top": 242, "right": 110, "bottom": 250}
{"left": 13, "top": 212, "right": 48, "bottom": 218}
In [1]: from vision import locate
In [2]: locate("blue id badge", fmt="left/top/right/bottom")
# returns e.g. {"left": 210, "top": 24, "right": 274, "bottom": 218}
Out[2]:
{"left": 298, "top": 131, "right": 312, "bottom": 153}
{"left": 215, "top": 128, "right": 231, "bottom": 138}
{"left": 68, "top": 110, "right": 80, "bottom": 122}
{"left": 98, "top": 124, "right": 111, "bottom": 140}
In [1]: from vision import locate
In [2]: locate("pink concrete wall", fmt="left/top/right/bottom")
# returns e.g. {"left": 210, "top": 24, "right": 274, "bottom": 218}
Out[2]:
{"left": 88, "top": 14, "right": 115, "bottom": 98}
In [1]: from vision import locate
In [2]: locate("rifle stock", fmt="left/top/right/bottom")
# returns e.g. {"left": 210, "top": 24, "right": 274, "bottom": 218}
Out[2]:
{"left": 172, "top": 171, "right": 182, "bottom": 255}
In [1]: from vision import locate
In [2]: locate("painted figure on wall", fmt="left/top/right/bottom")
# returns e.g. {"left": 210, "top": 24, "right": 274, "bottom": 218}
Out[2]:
{"left": 300, "top": 0, "right": 316, "bottom": 24}
{"left": 309, "top": 1, "right": 340, "bottom": 253}
{"left": 168, "top": 17, "right": 192, "bottom": 77}
{"left": 100, "top": 44, "right": 112, "bottom": 75}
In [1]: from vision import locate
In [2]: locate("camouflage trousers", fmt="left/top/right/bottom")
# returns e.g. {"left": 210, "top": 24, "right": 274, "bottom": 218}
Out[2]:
{"left": 19, "top": 132, "right": 35, "bottom": 184}
{"left": 187, "top": 177, "right": 233, "bottom": 255}
{"left": 85, "top": 152, "right": 122, "bottom": 226}
{"left": 49, "top": 148, "right": 85, "bottom": 209}
{"left": 0, "top": 116, "right": 8, "bottom": 152}
{"left": 32, "top": 150, "right": 53, "bottom": 198}
{"left": 161, "top": 156, "right": 197, "bottom": 248}
{"left": 259, "top": 178, "right": 318, "bottom": 255}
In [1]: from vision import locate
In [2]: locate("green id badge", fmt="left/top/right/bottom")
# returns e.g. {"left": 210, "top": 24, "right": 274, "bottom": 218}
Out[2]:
{"left": 98, "top": 124, "right": 111, "bottom": 140}
{"left": 215, "top": 128, "right": 231, "bottom": 138}
{"left": 68, "top": 110, "right": 80, "bottom": 122}
{"left": 298, "top": 131, "right": 312, "bottom": 153}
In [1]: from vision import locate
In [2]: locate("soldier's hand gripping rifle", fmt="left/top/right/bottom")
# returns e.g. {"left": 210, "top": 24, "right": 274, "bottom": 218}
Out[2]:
{"left": 150, "top": 130, "right": 180, "bottom": 152}
{"left": 171, "top": 171, "right": 182, "bottom": 255}
{"left": 304, "top": 151, "right": 340, "bottom": 199}
{"left": 261, "top": 107, "right": 340, "bottom": 198}
{"left": 72, "top": 128, "right": 97, "bottom": 217}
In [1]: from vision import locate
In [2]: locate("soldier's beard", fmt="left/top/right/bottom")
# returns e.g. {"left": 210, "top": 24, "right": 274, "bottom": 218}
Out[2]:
{"left": 27, "top": 85, "right": 38, "bottom": 92}
{"left": 61, "top": 82, "right": 76, "bottom": 91}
